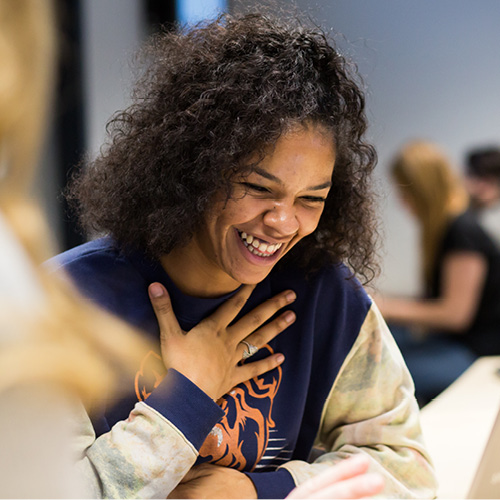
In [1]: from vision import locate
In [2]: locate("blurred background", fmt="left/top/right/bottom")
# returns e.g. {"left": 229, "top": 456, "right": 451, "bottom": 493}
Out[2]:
{"left": 40, "top": 0, "right": 500, "bottom": 296}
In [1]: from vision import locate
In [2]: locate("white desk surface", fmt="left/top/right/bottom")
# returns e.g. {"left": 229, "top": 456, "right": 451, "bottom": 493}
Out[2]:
{"left": 419, "top": 356, "right": 500, "bottom": 498}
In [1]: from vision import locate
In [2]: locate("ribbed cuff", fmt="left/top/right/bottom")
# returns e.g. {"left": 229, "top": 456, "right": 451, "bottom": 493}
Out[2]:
{"left": 245, "top": 468, "right": 296, "bottom": 499}
{"left": 145, "top": 368, "right": 224, "bottom": 450}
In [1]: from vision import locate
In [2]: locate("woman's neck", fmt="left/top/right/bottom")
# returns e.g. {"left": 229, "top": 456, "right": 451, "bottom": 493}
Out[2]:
{"left": 160, "top": 247, "right": 241, "bottom": 298}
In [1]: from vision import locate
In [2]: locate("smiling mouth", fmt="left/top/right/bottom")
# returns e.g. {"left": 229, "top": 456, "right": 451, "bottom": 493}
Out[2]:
{"left": 237, "top": 230, "right": 284, "bottom": 258}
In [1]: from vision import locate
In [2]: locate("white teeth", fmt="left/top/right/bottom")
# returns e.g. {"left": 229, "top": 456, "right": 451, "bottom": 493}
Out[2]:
{"left": 250, "top": 247, "right": 265, "bottom": 256}
{"left": 238, "top": 231, "right": 283, "bottom": 257}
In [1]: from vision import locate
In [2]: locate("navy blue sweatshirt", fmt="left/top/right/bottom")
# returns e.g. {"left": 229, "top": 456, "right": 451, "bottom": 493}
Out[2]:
{"left": 48, "top": 237, "right": 437, "bottom": 499}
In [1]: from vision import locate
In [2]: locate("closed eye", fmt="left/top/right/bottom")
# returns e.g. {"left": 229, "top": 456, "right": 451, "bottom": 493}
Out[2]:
{"left": 301, "top": 196, "right": 327, "bottom": 203}
{"left": 240, "top": 182, "right": 270, "bottom": 193}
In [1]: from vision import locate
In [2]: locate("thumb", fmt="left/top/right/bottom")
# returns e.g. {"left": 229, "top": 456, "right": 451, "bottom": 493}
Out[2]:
{"left": 148, "top": 282, "right": 181, "bottom": 336}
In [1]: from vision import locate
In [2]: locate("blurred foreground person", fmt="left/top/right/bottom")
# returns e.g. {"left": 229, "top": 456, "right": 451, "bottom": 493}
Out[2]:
{"left": 50, "top": 10, "right": 437, "bottom": 499}
{"left": 378, "top": 141, "right": 500, "bottom": 404}
{"left": 0, "top": 1, "right": 148, "bottom": 497}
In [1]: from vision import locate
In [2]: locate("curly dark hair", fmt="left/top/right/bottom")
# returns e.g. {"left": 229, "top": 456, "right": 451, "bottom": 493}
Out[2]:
{"left": 69, "top": 11, "right": 379, "bottom": 283}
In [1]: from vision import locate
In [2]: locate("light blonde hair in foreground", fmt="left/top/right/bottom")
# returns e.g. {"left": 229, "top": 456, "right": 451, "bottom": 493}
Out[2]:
{"left": 391, "top": 140, "right": 469, "bottom": 289}
{"left": 0, "top": 0, "right": 147, "bottom": 401}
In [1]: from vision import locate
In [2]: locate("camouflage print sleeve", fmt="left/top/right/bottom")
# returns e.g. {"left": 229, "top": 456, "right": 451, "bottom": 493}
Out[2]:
{"left": 72, "top": 399, "right": 199, "bottom": 498}
{"left": 280, "top": 302, "right": 439, "bottom": 499}
{"left": 69, "top": 367, "right": 225, "bottom": 498}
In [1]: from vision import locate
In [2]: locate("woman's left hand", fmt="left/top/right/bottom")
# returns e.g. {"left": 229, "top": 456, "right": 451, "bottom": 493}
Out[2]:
{"left": 167, "top": 463, "right": 257, "bottom": 499}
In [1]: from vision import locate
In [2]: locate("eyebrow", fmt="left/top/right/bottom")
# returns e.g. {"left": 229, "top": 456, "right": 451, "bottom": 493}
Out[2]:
{"left": 253, "top": 167, "right": 332, "bottom": 191}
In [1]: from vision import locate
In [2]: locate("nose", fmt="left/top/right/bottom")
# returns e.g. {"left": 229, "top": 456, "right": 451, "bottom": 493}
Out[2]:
{"left": 262, "top": 201, "right": 300, "bottom": 236}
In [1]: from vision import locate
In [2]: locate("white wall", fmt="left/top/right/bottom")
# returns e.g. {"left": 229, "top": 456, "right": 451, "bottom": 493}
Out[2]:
{"left": 81, "top": 0, "right": 146, "bottom": 157}
{"left": 39, "top": 0, "right": 146, "bottom": 252}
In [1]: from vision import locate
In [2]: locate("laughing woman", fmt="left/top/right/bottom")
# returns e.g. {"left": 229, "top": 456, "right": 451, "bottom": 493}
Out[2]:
{"left": 50, "top": 11, "right": 437, "bottom": 499}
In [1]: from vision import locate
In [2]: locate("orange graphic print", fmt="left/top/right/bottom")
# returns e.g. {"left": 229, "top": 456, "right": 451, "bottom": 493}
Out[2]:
{"left": 134, "top": 350, "right": 165, "bottom": 401}
{"left": 199, "top": 345, "right": 282, "bottom": 471}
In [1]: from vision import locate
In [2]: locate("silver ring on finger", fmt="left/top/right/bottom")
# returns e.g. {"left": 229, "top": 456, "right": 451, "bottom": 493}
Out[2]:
{"left": 241, "top": 340, "right": 259, "bottom": 359}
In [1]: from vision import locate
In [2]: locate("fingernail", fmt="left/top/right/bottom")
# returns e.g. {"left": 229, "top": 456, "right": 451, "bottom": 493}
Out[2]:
{"left": 286, "top": 291, "right": 296, "bottom": 302}
{"left": 276, "top": 354, "right": 285, "bottom": 363}
{"left": 284, "top": 311, "right": 295, "bottom": 323}
{"left": 149, "top": 283, "right": 164, "bottom": 298}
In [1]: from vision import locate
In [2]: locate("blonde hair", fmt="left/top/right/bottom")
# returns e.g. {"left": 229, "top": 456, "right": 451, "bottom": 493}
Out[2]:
{"left": 0, "top": 0, "right": 56, "bottom": 198}
{"left": 391, "top": 140, "right": 469, "bottom": 288}
{"left": 0, "top": 0, "right": 147, "bottom": 401}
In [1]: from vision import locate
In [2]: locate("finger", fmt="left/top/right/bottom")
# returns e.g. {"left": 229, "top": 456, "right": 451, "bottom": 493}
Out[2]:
{"left": 308, "top": 473, "right": 385, "bottom": 499}
{"left": 235, "top": 352, "right": 285, "bottom": 385}
{"left": 148, "top": 282, "right": 182, "bottom": 336}
{"left": 231, "top": 289, "right": 297, "bottom": 343}
{"left": 307, "top": 455, "right": 371, "bottom": 490}
{"left": 241, "top": 309, "right": 296, "bottom": 357}
{"left": 205, "top": 284, "right": 255, "bottom": 328}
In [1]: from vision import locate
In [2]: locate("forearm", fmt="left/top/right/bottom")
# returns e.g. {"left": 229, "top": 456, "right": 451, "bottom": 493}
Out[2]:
{"left": 74, "top": 402, "right": 199, "bottom": 498}
{"left": 377, "top": 296, "right": 469, "bottom": 333}
{"left": 73, "top": 369, "right": 224, "bottom": 498}
{"left": 377, "top": 252, "right": 487, "bottom": 333}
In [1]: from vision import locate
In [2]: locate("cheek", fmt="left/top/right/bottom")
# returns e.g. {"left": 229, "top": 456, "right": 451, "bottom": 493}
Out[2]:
{"left": 299, "top": 209, "right": 324, "bottom": 237}
{"left": 207, "top": 199, "right": 244, "bottom": 230}
{"left": 222, "top": 198, "right": 261, "bottom": 223}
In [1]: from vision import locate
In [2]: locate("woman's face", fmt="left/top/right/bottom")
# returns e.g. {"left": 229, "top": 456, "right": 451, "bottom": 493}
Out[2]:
{"left": 174, "top": 126, "right": 335, "bottom": 294}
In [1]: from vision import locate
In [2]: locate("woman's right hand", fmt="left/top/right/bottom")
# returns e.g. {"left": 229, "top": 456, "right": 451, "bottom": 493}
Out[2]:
{"left": 286, "top": 455, "right": 385, "bottom": 499}
{"left": 148, "top": 283, "right": 296, "bottom": 401}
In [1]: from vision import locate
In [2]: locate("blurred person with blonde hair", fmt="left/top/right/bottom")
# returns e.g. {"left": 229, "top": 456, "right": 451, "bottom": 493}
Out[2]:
{"left": 0, "top": 0, "right": 206, "bottom": 497}
{"left": 377, "top": 140, "right": 500, "bottom": 404}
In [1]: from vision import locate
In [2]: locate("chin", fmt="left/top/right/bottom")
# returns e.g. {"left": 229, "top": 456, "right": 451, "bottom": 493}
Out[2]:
{"left": 237, "top": 276, "right": 266, "bottom": 286}
{"left": 234, "top": 270, "right": 272, "bottom": 286}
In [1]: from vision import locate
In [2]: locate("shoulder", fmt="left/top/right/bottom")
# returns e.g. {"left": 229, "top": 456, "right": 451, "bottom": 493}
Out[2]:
{"left": 448, "top": 210, "right": 481, "bottom": 233}
{"left": 46, "top": 237, "right": 135, "bottom": 292}
{"left": 444, "top": 210, "right": 497, "bottom": 253}
{"left": 270, "top": 261, "right": 372, "bottom": 327}
{"left": 45, "top": 237, "right": 149, "bottom": 319}
{"left": 265, "top": 262, "right": 375, "bottom": 391}
{"left": 46, "top": 237, "right": 121, "bottom": 272}
{"left": 276, "top": 260, "right": 370, "bottom": 299}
